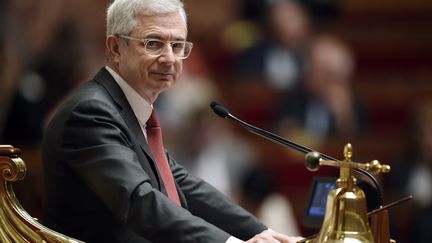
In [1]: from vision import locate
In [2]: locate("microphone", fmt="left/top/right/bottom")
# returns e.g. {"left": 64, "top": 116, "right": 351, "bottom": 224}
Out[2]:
{"left": 210, "top": 101, "right": 383, "bottom": 208}
{"left": 210, "top": 101, "right": 317, "bottom": 154}
{"left": 210, "top": 101, "right": 229, "bottom": 118}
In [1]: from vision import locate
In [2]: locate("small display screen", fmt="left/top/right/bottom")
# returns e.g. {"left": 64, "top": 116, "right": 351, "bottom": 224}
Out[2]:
{"left": 308, "top": 181, "right": 336, "bottom": 216}
{"left": 302, "top": 176, "right": 337, "bottom": 228}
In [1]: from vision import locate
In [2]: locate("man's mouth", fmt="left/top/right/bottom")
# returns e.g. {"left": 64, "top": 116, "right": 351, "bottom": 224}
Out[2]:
{"left": 151, "top": 72, "right": 174, "bottom": 80}
{"left": 152, "top": 71, "right": 173, "bottom": 75}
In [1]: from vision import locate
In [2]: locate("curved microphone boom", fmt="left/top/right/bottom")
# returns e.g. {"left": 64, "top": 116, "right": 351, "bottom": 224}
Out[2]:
{"left": 210, "top": 101, "right": 318, "bottom": 154}
{"left": 210, "top": 101, "right": 383, "bottom": 207}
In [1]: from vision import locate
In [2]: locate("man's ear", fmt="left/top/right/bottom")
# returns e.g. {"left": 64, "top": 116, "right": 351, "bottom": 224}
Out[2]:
{"left": 106, "top": 36, "right": 122, "bottom": 63}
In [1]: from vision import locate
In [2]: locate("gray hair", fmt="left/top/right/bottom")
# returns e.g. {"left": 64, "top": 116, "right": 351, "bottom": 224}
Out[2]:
{"left": 106, "top": 0, "right": 187, "bottom": 36}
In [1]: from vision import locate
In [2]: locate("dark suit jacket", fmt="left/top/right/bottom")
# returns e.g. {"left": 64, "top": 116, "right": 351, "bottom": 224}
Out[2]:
{"left": 42, "top": 68, "right": 266, "bottom": 243}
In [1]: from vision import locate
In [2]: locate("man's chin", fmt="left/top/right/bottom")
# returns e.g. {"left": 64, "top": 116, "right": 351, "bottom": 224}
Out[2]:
{"left": 155, "top": 81, "right": 175, "bottom": 92}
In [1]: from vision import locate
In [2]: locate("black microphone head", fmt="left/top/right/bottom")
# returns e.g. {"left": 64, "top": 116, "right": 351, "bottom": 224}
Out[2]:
{"left": 210, "top": 101, "right": 220, "bottom": 109}
{"left": 210, "top": 102, "right": 230, "bottom": 118}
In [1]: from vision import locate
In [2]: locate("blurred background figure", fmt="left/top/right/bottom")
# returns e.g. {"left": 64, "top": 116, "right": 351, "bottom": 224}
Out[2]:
{"left": 274, "top": 34, "right": 367, "bottom": 146}
{"left": 235, "top": 0, "right": 311, "bottom": 92}
{"left": 386, "top": 102, "right": 432, "bottom": 243}
{"left": 186, "top": 0, "right": 243, "bottom": 75}
{"left": 0, "top": 0, "right": 107, "bottom": 145}
{"left": 156, "top": 56, "right": 258, "bottom": 196}
{"left": 0, "top": 0, "right": 20, "bottom": 142}
{"left": 181, "top": 109, "right": 257, "bottom": 197}
{"left": 238, "top": 165, "right": 300, "bottom": 236}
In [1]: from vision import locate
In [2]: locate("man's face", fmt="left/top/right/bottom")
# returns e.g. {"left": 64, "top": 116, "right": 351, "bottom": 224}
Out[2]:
{"left": 116, "top": 12, "right": 187, "bottom": 103}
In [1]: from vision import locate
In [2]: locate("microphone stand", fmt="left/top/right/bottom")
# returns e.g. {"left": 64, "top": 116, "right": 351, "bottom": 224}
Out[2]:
{"left": 210, "top": 101, "right": 383, "bottom": 207}
{"left": 211, "top": 101, "right": 413, "bottom": 243}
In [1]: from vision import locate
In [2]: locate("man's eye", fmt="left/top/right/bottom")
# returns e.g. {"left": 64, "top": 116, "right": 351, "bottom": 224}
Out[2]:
{"left": 146, "top": 40, "right": 164, "bottom": 50}
{"left": 172, "top": 42, "right": 185, "bottom": 50}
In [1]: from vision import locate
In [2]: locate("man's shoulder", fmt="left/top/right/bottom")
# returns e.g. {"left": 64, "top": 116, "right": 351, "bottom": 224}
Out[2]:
{"left": 62, "top": 80, "right": 110, "bottom": 110}
{"left": 66, "top": 68, "right": 120, "bottom": 106}
{"left": 48, "top": 70, "right": 120, "bottom": 123}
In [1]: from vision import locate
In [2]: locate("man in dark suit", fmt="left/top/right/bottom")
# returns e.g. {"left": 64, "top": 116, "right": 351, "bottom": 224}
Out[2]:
{"left": 42, "top": 0, "right": 302, "bottom": 242}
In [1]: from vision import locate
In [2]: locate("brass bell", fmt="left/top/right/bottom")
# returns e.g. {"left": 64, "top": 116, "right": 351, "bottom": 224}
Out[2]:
{"left": 303, "top": 143, "right": 390, "bottom": 243}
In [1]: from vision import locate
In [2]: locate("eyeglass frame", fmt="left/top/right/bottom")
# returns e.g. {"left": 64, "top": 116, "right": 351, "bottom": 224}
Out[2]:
{"left": 116, "top": 34, "right": 193, "bottom": 59}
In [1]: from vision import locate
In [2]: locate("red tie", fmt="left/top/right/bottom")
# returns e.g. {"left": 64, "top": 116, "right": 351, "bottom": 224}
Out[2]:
{"left": 146, "top": 111, "right": 181, "bottom": 206}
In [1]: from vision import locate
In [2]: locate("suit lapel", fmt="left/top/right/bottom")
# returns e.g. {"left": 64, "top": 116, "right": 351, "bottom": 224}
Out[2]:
{"left": 93, "top": 68, "right": 163, "bottom": 189}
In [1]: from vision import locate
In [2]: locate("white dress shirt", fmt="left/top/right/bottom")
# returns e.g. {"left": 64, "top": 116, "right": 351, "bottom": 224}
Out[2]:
{"left": 105, "top": 66, "right": 152, "bottom": 138}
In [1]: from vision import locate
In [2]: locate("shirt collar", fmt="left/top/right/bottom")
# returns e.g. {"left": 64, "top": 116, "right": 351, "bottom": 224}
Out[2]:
{"left": 105, "top": 66, "right": 153, "bottom": 126}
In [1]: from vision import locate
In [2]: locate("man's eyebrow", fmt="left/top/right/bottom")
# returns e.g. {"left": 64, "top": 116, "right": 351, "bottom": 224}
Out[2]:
{"left": 144, "top": 34, "right": 162, "bottom": 39}
{"left": 144, "top": 34, "right": 186, "bottom": 41}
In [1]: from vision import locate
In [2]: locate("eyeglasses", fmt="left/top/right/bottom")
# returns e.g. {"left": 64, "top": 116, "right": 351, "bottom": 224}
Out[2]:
{"left": 117, "top": 35, "right": 193, "bottom": 59}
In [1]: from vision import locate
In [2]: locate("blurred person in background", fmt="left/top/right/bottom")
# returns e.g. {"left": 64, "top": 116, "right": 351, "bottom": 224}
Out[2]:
{"left": 0, "top": 0, "right": 62, "bottom": 143}
{"left": 0, "top": 0, "right": 20, "bottom": 142}
{"left": 386, "top": 102, "right": 432, "bottom": 243}
{"left": 41, "top": 0, "right": 303, "bottom": 242}
{"left": 185, "top": 0, "right": 243, "bottom": 75}
{"left": 238, "top": 165, "right": 300, "bottom": 237}
{"left": 1, "top": 0, "right": 107, "bottom": 145}
{"left": 275, "top": 34, "right": 367, "bottom": 145}
{"left": 160, "top": 92, "right": 258, "bottom": 197}
{"left": 156, "top": 52, "right": 258, "bottom": 197}
{"left": 241, "top": 0, "right": 340, "bottom": 24}
{"left": 235, "top": 0, "right": 311, "bottom": 92}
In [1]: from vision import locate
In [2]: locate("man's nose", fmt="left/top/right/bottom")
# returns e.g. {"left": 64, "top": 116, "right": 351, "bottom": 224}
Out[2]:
{"left": 158, "top": 45, "right": 176, "bottom": 64}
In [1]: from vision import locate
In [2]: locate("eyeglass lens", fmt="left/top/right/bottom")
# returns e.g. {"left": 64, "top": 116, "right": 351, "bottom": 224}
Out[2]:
{"left": 145, "top": 40, "right": 191, "bottom": 58}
